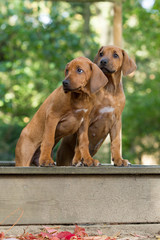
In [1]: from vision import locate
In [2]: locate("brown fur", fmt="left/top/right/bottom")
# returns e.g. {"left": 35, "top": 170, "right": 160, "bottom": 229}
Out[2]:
{"left": 56, "top": 46, "right": 136, "bottom": 167}
{"left": 15, "top": 57, "right": 108, "bottom": 167}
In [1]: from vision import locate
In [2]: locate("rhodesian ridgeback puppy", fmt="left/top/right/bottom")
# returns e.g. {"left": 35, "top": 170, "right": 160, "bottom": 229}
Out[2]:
{"left": 15, "top": 57, "right": 108, "bottom": 167}
{"left": 56, "top": 46, "right": 136, "bottom": 166}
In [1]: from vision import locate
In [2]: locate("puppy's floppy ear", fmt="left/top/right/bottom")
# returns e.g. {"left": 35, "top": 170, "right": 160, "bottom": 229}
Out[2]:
{"left": 122, "top": 50, "right": 137, "bottom": 76}
{"left": 94, "top": 46, "right": 104, "bottom": 64}
{"left": 90, "top": 63, "right": 108, "bottom": 93}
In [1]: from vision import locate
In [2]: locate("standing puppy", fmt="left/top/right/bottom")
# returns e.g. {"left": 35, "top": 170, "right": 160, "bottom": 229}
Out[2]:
{"left": 56, "top": 46, "right": 136, "bottom": 166}
{"left": 15, "top": 57, "right": 108, "bottom": 167}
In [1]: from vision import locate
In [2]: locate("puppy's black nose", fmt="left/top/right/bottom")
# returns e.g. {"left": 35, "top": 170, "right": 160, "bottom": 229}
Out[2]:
{"left": 63, "top": 79, "right": 69, "bottom": 87}
{"left": 100, "top": 58, "right": 108, "bottom": 65}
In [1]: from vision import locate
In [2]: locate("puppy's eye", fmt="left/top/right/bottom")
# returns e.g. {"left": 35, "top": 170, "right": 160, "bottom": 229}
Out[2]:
{"left": 99, "top": 52, "right": 103, "bottom": 57}
{"left": 66, "top": 69, "right": 69, "bottom": 74}
{"left": 77, "top": 68, "right": 83, "bottom": 73}
{"left": 113, "top": 53, "right": 119, "bottom": 58}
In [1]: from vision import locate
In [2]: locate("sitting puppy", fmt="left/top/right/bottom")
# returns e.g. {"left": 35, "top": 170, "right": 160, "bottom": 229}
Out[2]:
{"left": 15, "top": 57, "right": 108, "bottom": 167}
{"left": 56, "top": 46, "right": 137, "bottom": 167}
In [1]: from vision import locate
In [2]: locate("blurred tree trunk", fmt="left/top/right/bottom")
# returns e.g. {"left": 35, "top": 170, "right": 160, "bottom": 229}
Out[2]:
{"left": 82, "top": 3, "right": 91, "bottom": 58}
{"left": 113, "top": 2, "right": 122, "bottom": 47}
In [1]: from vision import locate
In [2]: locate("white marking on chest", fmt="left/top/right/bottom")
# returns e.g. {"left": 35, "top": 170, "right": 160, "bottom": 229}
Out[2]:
{"left": 99, "top": 106, "right": 114, "bottom": 114}
{"left": 75, "top": 108, "right": 88, "bottom": 113}
{"left": 80, "top": 117, "right": 84, "bottom": 124}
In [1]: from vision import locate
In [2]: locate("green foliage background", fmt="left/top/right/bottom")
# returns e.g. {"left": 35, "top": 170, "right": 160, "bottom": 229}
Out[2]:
{"left": 122, "top": 0, "right": 160, "bottom": 164}
{"left": 0, "top": 0, "right": 159, "bottom": 164}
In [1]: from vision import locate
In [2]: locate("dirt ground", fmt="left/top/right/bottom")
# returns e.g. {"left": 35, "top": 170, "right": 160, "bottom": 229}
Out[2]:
{"left": 1, "top": 224, "right": 160, "bottom": 240}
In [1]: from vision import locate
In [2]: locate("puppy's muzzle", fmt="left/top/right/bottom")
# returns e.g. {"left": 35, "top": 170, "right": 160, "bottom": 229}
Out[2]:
{"left": 63, "top": 79, "right": 70, "bottom": 87}
{"left": 100, "top": 58, "right": 116, "bottom": 74}
{"left": 63, "top": 79, "right": 71, "bottom": 92}
{"left": 100, "top": 58, "right": 108, "bottom": 66}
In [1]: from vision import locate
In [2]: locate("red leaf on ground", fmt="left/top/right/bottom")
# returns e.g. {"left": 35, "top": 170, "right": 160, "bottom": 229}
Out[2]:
{"left": 43, "top": 226, "right": 59, "bottom": 234}
{"left": 84, "top": 237, "right": 102, "bottom": 240}
{"left": 0, "top": 232, "right": 5, "bottom": 240}
{"left": 97, "top": 230, "right": 103, "bottom": 235}
{"left": 18, "top": 232, "right": 38, "bottom": 240}
{"left": 56, "top": 231, "right": 75, "bottom": 240}
{"left": 65, "top": 234, "right": 76, "bottom": 240}
{"left": 39, "top": 231, "right": 57, "bottom": 239}
{"left": 74, "top": 225, "right": 88, "bottom": 237}
{"left": 1, "top": 225, "right": 117, "bottom": 240}
{"left": 70, "top": 236, "right": 82, "bottom": 240}
{"left": 105, "top": 238, "right": 116, "bottom": 240}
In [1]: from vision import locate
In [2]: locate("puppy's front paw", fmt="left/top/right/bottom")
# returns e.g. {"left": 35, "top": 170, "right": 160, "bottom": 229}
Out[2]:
{"left": 72, "top": 161, "right": 83, "bottom": 167}
{"left": 83, "top": 158, "right": 94, "bottom": 167}
{"left": 72, "top": 157, "right": 81, "bottom": 167}
{"left": 76, "top": 162, "right": 83, "bottom": 167}
{"left": 93, "top": 159, "right": 101, "bottom": 167}
{"left": 39, "top": 158, "right": 55, "bottom": 167}
{"left": 122, "top": 159, "right": 131, "bottom": 166}
{"left": 113, "top": 158, "right": 131, "bottom": 167}
{"left": 73, "top": 158, "right": 100, "bottom": 167}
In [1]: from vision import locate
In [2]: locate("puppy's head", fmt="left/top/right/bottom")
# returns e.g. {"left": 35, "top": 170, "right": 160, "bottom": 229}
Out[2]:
{"left": 94, "top": 46, "right": 136, "bottom": 76}
{"left": 63, "top": 56, "right": 108, "bottom": 94}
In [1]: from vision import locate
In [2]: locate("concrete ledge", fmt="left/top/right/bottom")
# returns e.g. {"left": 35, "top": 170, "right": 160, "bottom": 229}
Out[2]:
{"left": 0, "top": 161, "right": 15, "bottom": 166}
{"left": 0, "top": 165, "right": 160, "bottom": 226}
{"left": 0, "top": 165, "right": 160, "bottom": 175}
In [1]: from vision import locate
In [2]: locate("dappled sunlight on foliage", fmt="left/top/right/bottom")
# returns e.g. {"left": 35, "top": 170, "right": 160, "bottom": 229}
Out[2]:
{"left": 122, "top": 0, "right": 160, "bottom": 164}
{"left": 0, "top": 0, "right": 159, "bottom": 163}
{"left": 0, "top": 0, "right": 98, "bottom": 160}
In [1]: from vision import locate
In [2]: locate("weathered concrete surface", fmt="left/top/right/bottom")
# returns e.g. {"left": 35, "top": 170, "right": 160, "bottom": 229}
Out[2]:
{"left": 0, "top": 165, "right": 160, "bottom": 174}
{"left": 0, "top": 166, "right": 160, "bottom": 225}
